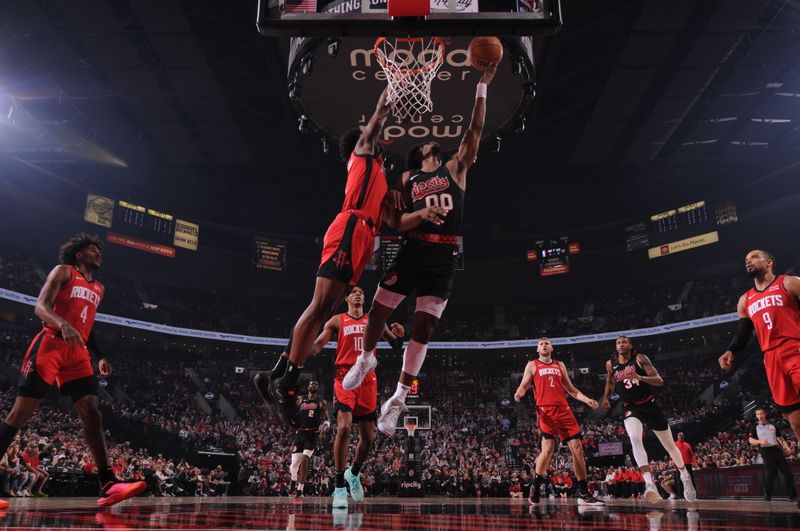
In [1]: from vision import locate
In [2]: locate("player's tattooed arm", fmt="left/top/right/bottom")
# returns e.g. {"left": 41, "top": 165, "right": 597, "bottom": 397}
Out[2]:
{"left": 35, "top": 265, "right": 84, "bottom": 347}
{"left": 634, "top": 354, "right": 664, "bottom": 386}
{"left": 355, "top": 87, "right": 390, "bottom": 156}
{"left": 308, "top": 315, "right": 341, "bottom": 357}
{"left": 514, "top": 362, "right": 534, "bottom": 402}
{"left": 558, "top": 361, "right": 599, "bottom": 408}
{"left": 601, "top": 360, "right": 614, "bottom": 409}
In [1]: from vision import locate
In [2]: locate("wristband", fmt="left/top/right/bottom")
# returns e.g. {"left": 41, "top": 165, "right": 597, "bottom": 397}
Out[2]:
{"left": 476, "top": 83, "right": 487, "bottom": 99}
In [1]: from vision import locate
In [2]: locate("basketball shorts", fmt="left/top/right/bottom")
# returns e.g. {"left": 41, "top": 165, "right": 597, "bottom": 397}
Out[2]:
{"left": 537, "top": 405, "right": 581, "bottom": 442}
{"left": 291, "top": 430, "right": 320, "bottom": 454}
{"left": 379, "top": 238, "right": 459, "bottom": 301}
{"left": 333, "top": 369, "right": 378, "bottom": 421}
{"left": 764, "top": 343, "right": 800, "bottom": 412}
{"left": 318, "top": 212, "right": 376, "bottom": 287}
{"left": 18, "top": 330, "right": 96, "bottom": 400}
{"left": 623, "top": 399, "right": 669, "bottom": 431}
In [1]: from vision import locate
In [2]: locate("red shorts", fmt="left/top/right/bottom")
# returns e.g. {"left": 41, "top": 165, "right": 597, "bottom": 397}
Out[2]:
{"left": 333, "top": 369, "right": 378, "bottom": 421}
{"left": 19, "top": 330, "right": 94, "bottom": 397}
{"left": 537, "top": 404, "right": 581, "bottom": 442}
{"left": 318, "top": 212, "right": 376, "bottom": 287}
{"left": 764, "top": 343, "right": 800, "bottom": 409}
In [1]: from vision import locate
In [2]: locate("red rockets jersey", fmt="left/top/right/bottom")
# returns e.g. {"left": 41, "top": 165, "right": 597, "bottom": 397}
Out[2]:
{"left": 531, "top": 359, "right": 568, "bottom": 406}
{"left": 342, "top": 152, "right": 388, "bottom": 231}
{"left": 335, "top": 313, "right": 367, "bottom": 371}
{"left": 745, "top": 275, "right": 800, "bottom": 353}
{"left": 45, "top": 266, "right": 104, "bottom": 342}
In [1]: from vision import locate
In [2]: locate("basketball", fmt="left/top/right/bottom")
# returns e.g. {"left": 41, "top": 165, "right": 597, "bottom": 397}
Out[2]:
{"left": 468, "top": 36, "right": 503, "bottom": 71}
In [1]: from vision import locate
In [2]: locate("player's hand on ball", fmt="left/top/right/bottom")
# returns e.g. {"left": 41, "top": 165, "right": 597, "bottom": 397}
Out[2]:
{"left": 390, "top": 322, "right": 405, "bottom": 338}
{"left": 99, "top": 358, "right": 112, "bottom": 378}
{"left": 586, "top": 399, "right": 599, "bottom": 409}
{"left": 719, "top": 350, "right": 734, "bottom": 371}
{"left": 480, "top": 62, "right": 498, "bottom": 85}
{"left": 421, "top": 206, "right": 448, "bottom": 225}
{"left": 60, "top": 322, "right": 84, "bottom": 346}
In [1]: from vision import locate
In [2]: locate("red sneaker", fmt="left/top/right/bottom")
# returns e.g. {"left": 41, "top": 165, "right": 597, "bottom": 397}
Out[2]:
{"left": 97, "top": 481, "right": 147, "bottom": 507}
{"left": 0, "top": 500, "right": 8, "bottom": 509}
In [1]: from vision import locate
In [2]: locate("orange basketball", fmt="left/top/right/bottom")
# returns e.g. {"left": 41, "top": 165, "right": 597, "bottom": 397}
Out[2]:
{"left": 468, "top": 36, "right": 503, "bottom": 71}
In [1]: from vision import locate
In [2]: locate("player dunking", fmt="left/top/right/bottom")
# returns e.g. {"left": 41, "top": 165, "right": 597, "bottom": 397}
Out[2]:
{"left": 289, "top": 380, "right": 329, "bottom": 500}
{"left": 514, "top": 338, "right": 604, "bottom": 506}
{"left": 0, "top": 234, "right": 145, "bottom": 508}
{"left": 266, "top": 89, "right": 446, "bottom": 427}
{"left": 342, "top": 64, "right": 499, "bottom": 435}
{"left": 719, "top": 249, "right": 800, "bottom": 506}
{"left": 307, "top": 286, "right": 404, "bottom": 508}
{"left": 601, "top": 336, "right": 697, "bottom": 502}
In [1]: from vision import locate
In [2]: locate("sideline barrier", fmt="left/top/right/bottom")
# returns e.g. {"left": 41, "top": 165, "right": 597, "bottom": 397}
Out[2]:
{"left": 0, "top": 287, "right": 737, "bottom": 348}
{"left": 695, "top": 463, "right": 800, "bottom": 498}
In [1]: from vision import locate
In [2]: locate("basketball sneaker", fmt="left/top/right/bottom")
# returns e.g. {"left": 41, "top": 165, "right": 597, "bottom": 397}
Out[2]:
{"left": 342, "top": 354, "right": 377, "bottom": 390}
{"left": 332, "top": 486, "right": 349, "bottom": 509}
{"left": 267, "top": 377, "right": 299, "bottom": 428}
{"left": 680, "top": 473, "right": 697, "bottom": 502}
{"left": 97, "top": 480, "right": 147, "bottom": 507}
{"left": 0, "top": 500, "right": 8, "bottom": 509}
{"left": 577, "top": 492, "right": 605, "bottom": 505}
{"left": 643, "top": 483, "right": 661, "bottom": 502}
{"left": 293, "top": 492, "right": 304, "bottom": 503}
{"left": 345, "top": 468, "right": 364, "bottom": 502}
{"left": 528, "top": 483, "right": 540, "bottom": 505}
{"left": 377, "top": 396, "right": 407, "bottom": 436}
{"left": 254, "top": 372, "right": 277, "bottom": 416}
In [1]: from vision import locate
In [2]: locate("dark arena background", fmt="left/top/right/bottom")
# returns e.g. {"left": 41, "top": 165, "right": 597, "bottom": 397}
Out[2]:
{"left": 1, "top": 0, "right": 800, "bottom": 529}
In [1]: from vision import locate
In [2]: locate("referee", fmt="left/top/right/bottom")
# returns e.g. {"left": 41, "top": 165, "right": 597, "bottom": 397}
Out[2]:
{"left": 749, "top": 407, "right": 797, "bottom": 501}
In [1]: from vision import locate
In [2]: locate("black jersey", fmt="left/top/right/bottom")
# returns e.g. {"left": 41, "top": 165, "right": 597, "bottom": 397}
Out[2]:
{"left": 408, "top": 163, "right": 464, "bottom": 237}
{"left": 611, "top": 355, "right": 655, "bottom": 404}
{"left": 298, "top": 396, "right": 323, "bottom": 431}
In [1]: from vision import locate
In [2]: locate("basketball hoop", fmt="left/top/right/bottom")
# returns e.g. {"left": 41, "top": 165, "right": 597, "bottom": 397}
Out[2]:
{"left": 374, "top": 37, "right": 446, "bottom": 121}
{"left": 404, "top": 416, "right": 418, "bottom": 437}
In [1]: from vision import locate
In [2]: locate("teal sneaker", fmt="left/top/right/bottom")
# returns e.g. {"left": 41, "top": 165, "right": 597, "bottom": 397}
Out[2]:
{"left": 345, "top": 468, "right": 364, "bottom": 502}
{"left": 332, "top": 486, "right": 349, "bottom": 509}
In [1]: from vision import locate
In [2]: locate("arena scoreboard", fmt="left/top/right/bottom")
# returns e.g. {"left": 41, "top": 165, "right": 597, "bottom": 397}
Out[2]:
{"left": 254, "top": 237, "right": 287, "bottom": 271}
{"left": 526, "top": 237, "right": 580, "bottom": 277}
{"left": 83, "top": 193, "right": 200, "bottom": 257}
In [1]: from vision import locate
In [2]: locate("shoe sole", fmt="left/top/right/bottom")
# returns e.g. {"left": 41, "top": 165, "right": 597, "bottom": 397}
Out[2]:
{"left": 97, "top": 482, "right": 147, "bottom": 507}
{"left": 265, "top": 383, "right": 299, "bottom": 428}
{"left": 342, "top": 360, "right": 377, "bottom": 391}
{"left": 332, "top": 501, "right": 348, "bottom": 509}
{"left": 644, "top": 490, "right": 661, "bottom": 502}
{"left": 577, "top": 499, "right": 605, "bottom": 506}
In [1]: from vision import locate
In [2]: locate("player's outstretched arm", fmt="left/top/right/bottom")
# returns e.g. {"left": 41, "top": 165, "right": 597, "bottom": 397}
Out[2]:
{"left": 308, "top": 315, "right": 341, "bottom": 357}
{"left": 635, "top": 354, "right": 664, "bottom": 386}
{"left": 35, "top": 265, "right": 84, "bottom": 347}
{"left": 601, "top": 360, "right": 615, "bottom": 409}
{"left": 514, "top": 362, "right": 534, "bottom": 402}
{"left": 355, "top": 87, "right": 391, "bottom": 156}
{"left": 448, "top": 63, "right": 498, "bottom": 185}
{"left": 719, "top": 294, "right": 751, "bottom": 371}
{"left": 319, "top": 399, "right": 331, "bottom": 433}
{"left": 558, "top": 361, "right": 599, "bottom": 408}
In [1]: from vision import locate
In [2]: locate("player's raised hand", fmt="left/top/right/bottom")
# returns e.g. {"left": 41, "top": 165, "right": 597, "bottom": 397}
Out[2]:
{"left": 60, "top": 322, "right": 84, "bottom": 347}
{"left": 480, "top": 62, "right": 498, "bottom": 85}
{"left": 390, "top": 322, "right": 405, "bottom": 338}
{"left": 586, "top": 399, "right": 599, "bottom": 409}
{"left": 420, "top": 206, "right": 448, "bottom": 225}
{"left": 719, "top": 350, "right": 734, "bottom": 371}
{"left": 99, "top": 358, "right": 112, "bottom": 378}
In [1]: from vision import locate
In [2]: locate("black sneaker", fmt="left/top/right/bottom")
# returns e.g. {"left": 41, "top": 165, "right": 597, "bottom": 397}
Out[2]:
{"left": 528, "top": 484, "right": 540, "bottom": 505}
{"left": 268, "top": 377, "right": 299, "bottom": 428}
{"left": 789, "top": 491, "right": 797, "bottom": 502}
{"left": 293, "top": 492, "right": 304, "bottom": 502}
{"left": 254, "top": 372, "right": 277, "bottom": 416}
{"left": 577, "top": 492, "right": 605, "bottom": 506}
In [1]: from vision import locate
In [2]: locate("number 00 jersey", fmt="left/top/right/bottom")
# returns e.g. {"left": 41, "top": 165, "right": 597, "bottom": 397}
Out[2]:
{"left": 408, "top": 164, "right": 464, "bottom": 237}
{"left": 530, "top": 359, "right": 568, "bottom": 407}
{"left": 745, "top": 275, "right": 800, "bottom": 354}
{"left": 612, "top": 355, "right": 654, "bottom": 404}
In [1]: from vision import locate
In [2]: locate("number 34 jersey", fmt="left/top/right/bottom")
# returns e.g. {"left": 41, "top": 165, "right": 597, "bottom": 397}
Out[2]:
{"left": 531, "top": 359, "right": 569, "bottom": 407}
{"left": 745, "top": 275, "right": 800, "bottom": 354}
{"left": 612, "top": 355, "right": 654, "bottom": 404}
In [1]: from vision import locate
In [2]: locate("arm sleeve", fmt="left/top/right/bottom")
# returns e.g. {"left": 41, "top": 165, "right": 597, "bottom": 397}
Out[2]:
{"left": 728, "top": 318, "right": 754, "bottom": 353}
{"left": 86, "top": 332, "right": 108, "bottom": 362}
{"left": 388, "top": 336, "right": 404, "bottom": 350}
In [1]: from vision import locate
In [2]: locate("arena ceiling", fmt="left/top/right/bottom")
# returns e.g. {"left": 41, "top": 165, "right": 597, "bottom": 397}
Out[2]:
{"left": 1, "top": 0, "right": 798, "bottom": 254}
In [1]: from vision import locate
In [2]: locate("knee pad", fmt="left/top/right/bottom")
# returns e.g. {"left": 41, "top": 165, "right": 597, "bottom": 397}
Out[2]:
{"left": 415, "top": 295, "right": 448, "bottom": 319}
{"left": 373, "top": 287, "right": 406, "bottom": 310}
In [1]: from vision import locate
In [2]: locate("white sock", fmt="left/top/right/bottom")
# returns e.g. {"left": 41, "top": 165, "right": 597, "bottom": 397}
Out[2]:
{"left": 643, "top": 471, "right": 653, "bottom": 484}
{"left": 401, "top": 339, "right": 428, "bottom": 376}
{"left": 360, "top": 349, "right": 376, "bottom": 363}
{"left": 392, "top": 382, "right": 410, "bottom": 401}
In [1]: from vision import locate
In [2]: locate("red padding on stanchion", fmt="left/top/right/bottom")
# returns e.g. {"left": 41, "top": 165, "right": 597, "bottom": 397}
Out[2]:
{"left": 388, "top": 0, "right": 431, "bottom": 17}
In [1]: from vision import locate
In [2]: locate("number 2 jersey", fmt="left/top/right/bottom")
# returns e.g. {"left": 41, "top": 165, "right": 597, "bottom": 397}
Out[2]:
{"left": 745, "top": 275, "right": 800, "bottom": 354}
{"left": 531, "top": 359, "right": 568, "bottom": 406}
{"left": 298, "top": 396, "right": 323, "bottom": 431}
{"left": 611, "top": 355, "right": 654, "bottom": 404}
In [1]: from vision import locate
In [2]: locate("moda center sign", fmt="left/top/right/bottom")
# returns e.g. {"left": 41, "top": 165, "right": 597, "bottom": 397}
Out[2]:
{"left": 287, "top": 9, "right": 535, "bottom": 156}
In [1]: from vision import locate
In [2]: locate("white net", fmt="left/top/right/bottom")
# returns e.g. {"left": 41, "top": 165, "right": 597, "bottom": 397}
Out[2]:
{"left": 374, "top": 37, "right": 446, "bottom": 122}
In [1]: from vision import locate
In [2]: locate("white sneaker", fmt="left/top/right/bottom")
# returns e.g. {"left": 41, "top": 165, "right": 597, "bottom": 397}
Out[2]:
{"left": 681, "top": 473, "right": 697, "bottom": 502}
{"left": 377, "top": 396, "right": 407, "bottom": 436}
{"left": 644, "top": 483, "right": 661, "bottom": 502}
{"left": 342, "top": 355, "right": 377, "bottom": 390}
{"left": 668, "top": 493, "right": 677, "bottom": 500}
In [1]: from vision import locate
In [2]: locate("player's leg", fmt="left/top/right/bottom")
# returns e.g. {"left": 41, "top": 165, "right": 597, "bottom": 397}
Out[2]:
{"left": 345, "top": 419, "right": 375, "bottom": 502}
{"left": 651, "top": 422, "right": 696, "bottom": 500}
{"left": 254, "top": 328, "right": 294, "bottom": 413}
{"left": 297, "top": 448, "right": 314, "bottom": 499}
{"left": 528, "top": 436, "right": 555, "bottom": 505}
{"left": 623, "top": 416, "right": 660, "bottom": 501}
{"left": 332, "top": 409, "right": 352, "bottom": 508}
{"left": 289, "top": 435, "right": 304, "bottom": 494}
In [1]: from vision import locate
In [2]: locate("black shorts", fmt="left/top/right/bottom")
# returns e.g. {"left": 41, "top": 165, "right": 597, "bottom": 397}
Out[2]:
{"left": 291, "top": 430, "right": 319, "bottom": 454}
{"left": 623, "top": 400, "right": 669, "bottom": 432}
{"left": 379, "top": 238, "right": 459, "bottom": 300}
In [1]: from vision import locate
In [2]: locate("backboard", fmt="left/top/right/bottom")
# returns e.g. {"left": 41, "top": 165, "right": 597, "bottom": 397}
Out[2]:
{"left": 257, "top": 0, "right": 562, "bottom": 37}
{"left": 396, "top": 405, "right": 432, "bottom": 432}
